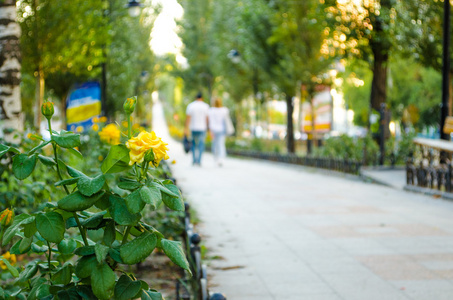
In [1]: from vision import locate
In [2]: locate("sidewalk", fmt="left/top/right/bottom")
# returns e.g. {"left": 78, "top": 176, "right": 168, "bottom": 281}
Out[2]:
{"left": 153, "top": 101, "right": 453, "bottom": 300}
{"left": 361, "top": 167, "right": 407, "bottom": 190}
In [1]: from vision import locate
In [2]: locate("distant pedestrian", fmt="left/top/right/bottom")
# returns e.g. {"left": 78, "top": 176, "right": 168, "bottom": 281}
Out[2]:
{"left": 185, "top": 92, "right": 210, "bottom": 166}
{"left": 208, "top": 98, "right": 232, "bottom": 166}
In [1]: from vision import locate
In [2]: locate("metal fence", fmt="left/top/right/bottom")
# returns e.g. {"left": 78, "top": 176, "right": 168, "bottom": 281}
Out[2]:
{"left": 176, "top": 202, "right": 226, "bottom": 300}
{"left": 227, "top": 149, "right": 362, "bottom": 175}
{"left": 406, "top": 159, "right": 453, "bottom": 192}
{"left": 161, "top": 162, "right": 226, "bottom": 299}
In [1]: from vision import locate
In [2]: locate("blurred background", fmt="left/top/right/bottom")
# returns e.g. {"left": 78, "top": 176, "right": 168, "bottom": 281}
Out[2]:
{"left": 1, "top": 0, "right": 452, "bottom": 166}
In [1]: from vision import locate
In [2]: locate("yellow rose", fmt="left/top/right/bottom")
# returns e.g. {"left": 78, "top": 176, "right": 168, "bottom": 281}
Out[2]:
{"left": 100, "top": 116, "right": 108, "bottom": 123}
{"left": 126, "top": 131, "right": 169, "bottom": 166}
{"left": 0, "top": 208, "right": 14, "bottom": 226}
{"left": 76, "top": 126, "right": 84, "bottom": 133}
{"left": 0, "top": 252, "right": 16, "bottom": 270}
{"left": 98, "top": 124, "right": 121, "bottom": 145}
{"left": 92, "top": 124, "right": 99, "bottom": 132}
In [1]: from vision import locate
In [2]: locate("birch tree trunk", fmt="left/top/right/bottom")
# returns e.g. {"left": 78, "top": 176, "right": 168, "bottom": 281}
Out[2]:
{"left": 0, "top": 0, "right": 23, "bottom": 143}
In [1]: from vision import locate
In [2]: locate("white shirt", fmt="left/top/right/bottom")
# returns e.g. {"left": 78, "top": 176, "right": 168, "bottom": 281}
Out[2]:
{"left": 186, "top": 100, "right": 210, "bottom": 131}
{"left": 208, "top": 107, "right": 229, "bottom": 133}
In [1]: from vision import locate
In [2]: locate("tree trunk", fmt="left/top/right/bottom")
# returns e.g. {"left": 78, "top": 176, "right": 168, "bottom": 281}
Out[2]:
{"left": 370, "top": 47, "right": 388, "bottom": 112}
{"left": 285, "top": 94, "right": 295, "bottom": 153}
{"left": 0, "top": 0, "right": 23, "bottom": 143}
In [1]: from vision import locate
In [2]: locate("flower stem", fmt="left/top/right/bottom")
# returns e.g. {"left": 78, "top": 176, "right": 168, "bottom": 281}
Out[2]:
{"left": 48, "top": 120, "right": 89, "bottom": 246}
{"left": 46, "top": 241, "right": 52, "bottom": 280}
{"left": 127, "top": 114, "right": 132, "bottom": 139}
{"left": 122, "top": 226, "right": 131, "bottom": 245}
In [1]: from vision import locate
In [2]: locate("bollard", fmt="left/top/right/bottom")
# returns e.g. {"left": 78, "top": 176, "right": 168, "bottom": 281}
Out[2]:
{"left": 210, "top": 293, "right": 227, "bottom": 300}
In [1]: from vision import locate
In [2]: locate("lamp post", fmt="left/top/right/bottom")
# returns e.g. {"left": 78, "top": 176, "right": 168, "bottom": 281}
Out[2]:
{"left": 101, "top": 0, "right": 143, "bottom": 118}
{"left": 441, "top": 0, "right": 450, "bottom": 140}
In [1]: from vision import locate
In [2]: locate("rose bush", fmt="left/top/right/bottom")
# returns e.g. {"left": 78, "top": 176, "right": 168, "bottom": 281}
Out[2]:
{"left": 0, "top": 96, "right": 190, "bottom": 299}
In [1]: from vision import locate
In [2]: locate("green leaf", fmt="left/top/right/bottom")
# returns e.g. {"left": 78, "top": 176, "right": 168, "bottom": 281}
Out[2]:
{"left": 114, "top": 275, "right": 142, "bottom": 300}
{"left": 10, "top": 239, "right": 23, "bottom": 255}
{"left": 0, "top": 144, "right": 10, "bottom": 158}
{"left": 19, "top": 236, "right": 33, "bottom": 253}
{"left": 28, "top": 141, "right": 51, "bottom": 155}
{"left": 34, "top": 284, "right": 51, "bottom": 300}
{"left": 118, "top": 181, "right": 142, "bottom": 191}
{"left": 140, "top": 186, "right": 160, "bottom": 211}
{"left": 91, "top": 263, "right": 116, "bottom": 299}
{"left": 58, "top": 238, "right": 77, "bottom": 255}
{"left": 2, "top": 214, "right": 33, "bottom": 246}
{"left": 108, "top": 195, "right": 141, "bottom": 226}
{"left": 141, "top": 290, "right": 163, "bottom": 300}
{"left": 75, "top": 255, "right": 97, "bottom": 279}
{"left": 18, "top": 262, "right": 38, "bottom": 283}
{"left": 162, "top": 184, "right": 184, "bottom": 211}
{"left": 108, "top": 248, "right": 123, "bottom": 263}
{"left": 101, "top": 144, "right": 131, "bottom": 174}
{"left": 66, "top": 165, "right": 85, "bottom": 178}
{"left": 37, "top": 154, "right": 56, "bottom": 166}
{"left": 120, "top": 232, "right": 157, "bottom": 265}
{"left": 161, "top": 239, "right": 191, "bottom": 275}
{"left": 153, "top": 181, "right": 178, "bottom": 198}
{"left": 78, "top": 174, "right": 106, "bottom": 197}
{"left": 94, "top": 192, "right": 110, "bottom": 210}
{"left": 55, "top": 178, "right": 79, "bottom": 187}
{"left": 75, "top": 285, "right": 97, "bottom": 300}
{"left": 95, "top": 243, "right": 110, "bottom": 264}
{"left": 57, "top": 288, "right": 80, "bottom": 300}
{"left": 52, "top": 263, "right": 73, "bottom": 285}
{"left": 125, "top": 189, "right": 146, "bottom": 214}
{"left": 140, "top": 223, "right": 164, "bottom": 239}
{"left": 74, "top": 246, "right": 95, "bottom": 256}
{"left": 31, "top": 243, "right": 48, "bottom": 253}
{"left": 67, "top": 147, "right": 83, "bottom": 159}
{"left": 58, "top": 191, "right": 105, "bottom": 212}
{"left": 103, "top": 220, "right": 116, "bottom": 247}
{"left": 36, "top": 212, "right": 65, "bottom": 244}
{"left": 52, "top": 131, "right": 81, "bottom": 148}
{"left": 24, "top": 221, "right": 37, "bottom": 238}
{"left": 12, "top": 154, "right": 38, "bottom": 180}
{"left": 81, "top": 211, "right": 106, "bottom": 228}
{"left": 0, "top": 256, "right": 19, "bottom": 277}
{"left": 28, "top": 278, "right": 47, "bottom": 300}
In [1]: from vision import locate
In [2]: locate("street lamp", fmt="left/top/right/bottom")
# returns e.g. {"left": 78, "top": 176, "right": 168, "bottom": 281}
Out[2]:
{"left": 441, "top": 0, "right": 450, "bottom": 140}
{"left": 227, "top": 49, "right": 241, "bottom": 64}
{"left": 126, "top": 0, "right": 143, "bottom": 18}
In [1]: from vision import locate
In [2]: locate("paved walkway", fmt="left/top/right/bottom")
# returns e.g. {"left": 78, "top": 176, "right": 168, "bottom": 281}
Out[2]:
{"left": 153, "top": 102, "right": 453, "bottom": 300}
{"left": 361, "top": 167, "right": 407, "bottom": 190}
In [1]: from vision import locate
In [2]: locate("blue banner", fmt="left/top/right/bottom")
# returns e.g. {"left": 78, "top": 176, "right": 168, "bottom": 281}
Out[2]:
{"left": 66, "top": 82, "right": 101, "bottom": 132}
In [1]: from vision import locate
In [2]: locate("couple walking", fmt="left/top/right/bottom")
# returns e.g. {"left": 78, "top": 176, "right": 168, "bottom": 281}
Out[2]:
{"left": 184, "top": 92, "right": 233, "bottom": 166}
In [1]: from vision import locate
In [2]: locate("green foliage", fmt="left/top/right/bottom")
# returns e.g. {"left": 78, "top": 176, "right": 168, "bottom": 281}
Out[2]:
{"left": 314, "top": 134, "right": 380, "bottom": 164}
{"left": 0, "top": 98, "right": 189, "bottom": 299}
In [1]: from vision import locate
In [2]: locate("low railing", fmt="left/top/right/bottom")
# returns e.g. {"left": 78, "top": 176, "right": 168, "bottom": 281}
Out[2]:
{"left": 405, "top": 138, "right": 453, "bottom": 194}
{"left": 176, "top": 202, "right": 226, "bottom": 300}
{"left": 160, "top": 162, "right": 226, "bottom": 300}
{"left": 226, "top": 149, "right": 362, "bottom": 175}
{"left": 406, "top": 159, "right": 453, "bottom": 193}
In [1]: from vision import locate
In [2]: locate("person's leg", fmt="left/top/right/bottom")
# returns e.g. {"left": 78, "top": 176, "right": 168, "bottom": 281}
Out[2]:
{"left": 218, "top": 133, "right": 226, "bottom": 163}
{"left": 212, "top": 132, "right": 220, "bottom": 162}
{"left": 197, "top": 131, "right": 206, "bottom": 164}
{"left": 191, "top": 131, "right": 201, "bottom": 165}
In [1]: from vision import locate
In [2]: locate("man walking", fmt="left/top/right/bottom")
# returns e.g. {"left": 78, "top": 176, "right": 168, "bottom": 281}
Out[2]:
{"left": 185, "top": 92, "right": 209, "bottom": 166}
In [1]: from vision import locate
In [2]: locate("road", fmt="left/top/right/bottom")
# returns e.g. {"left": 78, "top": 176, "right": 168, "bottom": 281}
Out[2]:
{"left": 153, "top": 101, "right": 453, "bottom": 300}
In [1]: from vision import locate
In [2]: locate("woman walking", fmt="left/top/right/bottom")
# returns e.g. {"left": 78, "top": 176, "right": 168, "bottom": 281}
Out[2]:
{"left": 208, "top": 98, "right": 231, "bottom": 166}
